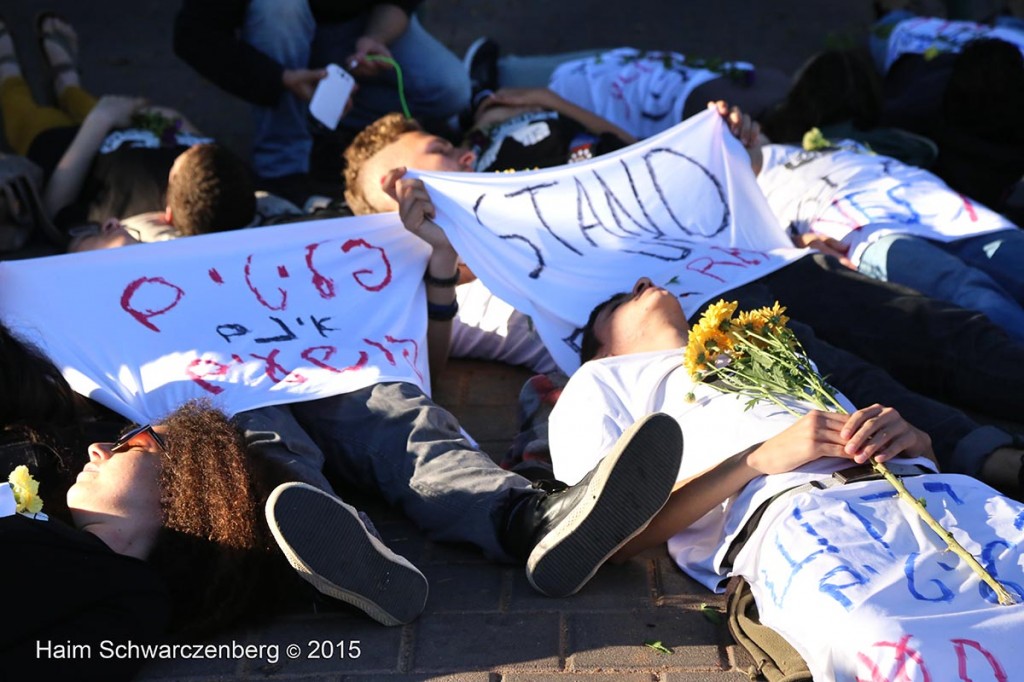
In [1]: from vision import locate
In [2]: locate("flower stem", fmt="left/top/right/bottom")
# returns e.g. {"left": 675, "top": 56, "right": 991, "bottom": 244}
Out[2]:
{"left": 869, "top": 458, "right": 1018, "bottom": 605}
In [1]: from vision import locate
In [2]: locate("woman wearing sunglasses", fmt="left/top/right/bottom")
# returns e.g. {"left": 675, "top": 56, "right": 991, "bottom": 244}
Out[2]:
{"left": 1, "top": 322, "right": 285, "bottom": 679}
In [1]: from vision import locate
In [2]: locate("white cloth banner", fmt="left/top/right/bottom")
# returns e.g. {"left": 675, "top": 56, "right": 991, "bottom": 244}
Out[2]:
{"left": 885, "top": 17, "right": 1024, "bottom": 71}
{"left": 411, "top": 111, "right": 805, "bottom": 373}
{"left": 758, "top": 142, "right": 1014, "bottom": 265}
{"left": 0, "top": 214, "right": 431, "bottom": 423}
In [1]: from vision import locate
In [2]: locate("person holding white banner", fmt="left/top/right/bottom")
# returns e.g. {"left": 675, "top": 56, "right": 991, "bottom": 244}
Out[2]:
{"left": 549, "top": 275, "right": 1024, "bottom": 681}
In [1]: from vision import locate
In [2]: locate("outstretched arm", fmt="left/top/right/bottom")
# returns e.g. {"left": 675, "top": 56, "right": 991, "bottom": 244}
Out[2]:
{"left": 611, "top": 404, "right": 932, "bottom": 561}
{"left": 44, "top": 95, "right": 147, "bottom": 220}
{"left": 382, "top": 167, "right": 460, "bottom": 379}
{"left": 479, "top": 87, "right": 637, "bottom": 145}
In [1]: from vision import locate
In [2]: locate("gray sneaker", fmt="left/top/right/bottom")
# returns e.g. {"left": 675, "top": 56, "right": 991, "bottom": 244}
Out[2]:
{"left": 522, "top": 412, "right": 683, "bottom": 597}
{"left": 266, "top": 482, "right": 428, "bottom": 626}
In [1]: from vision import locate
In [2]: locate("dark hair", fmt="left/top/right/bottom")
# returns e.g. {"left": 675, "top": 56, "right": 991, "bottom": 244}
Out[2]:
{"left": 760, "top": 49, "right": 882, "bottom": 143}
{"left": 166, "top": 144, "right": 256, "bottom": 236}
{"left": 579, "top": 292, "right": 626, "bottom": 364}
{"left": 148, "top": 399, "right": 286, "bottom": 636}
{"left": 0, "top": 322, "right": 79, "bottom": 427}
{"left": 343, "top": 113, "right": 423, "bottom": 215}
{"left": 943, "top": 38, "right": 1024, "bottom": 143}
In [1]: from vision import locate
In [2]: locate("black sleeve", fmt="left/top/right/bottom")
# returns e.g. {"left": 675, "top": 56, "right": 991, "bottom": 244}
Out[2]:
{"left": 173, "top": 0, "right": 287, "bottom": 107}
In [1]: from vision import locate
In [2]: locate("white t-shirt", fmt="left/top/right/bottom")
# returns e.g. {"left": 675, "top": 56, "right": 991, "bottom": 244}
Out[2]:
{"left": 757, "top": 142, "right": 1014, "bottom": 265}
{"left": 548, "top": 349, "right": 937, "bottom": 590}
{"left": 548, "top": 47, "right": 752, "bottom": 140}
{"left": 450, "top": 278, "right": 557, "bottom": 374}
{"left": 883, "top": 16, "right": 1024, "bottom": 72}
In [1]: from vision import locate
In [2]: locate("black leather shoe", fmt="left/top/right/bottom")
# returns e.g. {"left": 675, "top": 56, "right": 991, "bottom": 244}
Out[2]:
{"left": 504, "top": 413, "right": 683, "bottom": 597}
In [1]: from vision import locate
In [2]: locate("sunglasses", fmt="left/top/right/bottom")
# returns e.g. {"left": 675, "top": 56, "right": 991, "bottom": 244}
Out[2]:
{"left": 110, "top": 424, "right": 167, "bottom": 454}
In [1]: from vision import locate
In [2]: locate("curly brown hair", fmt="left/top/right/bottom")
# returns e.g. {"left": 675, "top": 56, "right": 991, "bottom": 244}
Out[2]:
{"left": 343, "top": 113, "right": 422, "bottom": 215}
{"left": 166, "top": 144, "right": 256, "bottom": 236}
{"left": 148, "top": 400, "right": 288, "bottom": 636}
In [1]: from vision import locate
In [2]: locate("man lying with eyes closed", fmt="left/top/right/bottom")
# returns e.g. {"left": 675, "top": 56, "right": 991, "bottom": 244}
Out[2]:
{"left": 545, "top": 275, "right": 1024, "bottom": 681}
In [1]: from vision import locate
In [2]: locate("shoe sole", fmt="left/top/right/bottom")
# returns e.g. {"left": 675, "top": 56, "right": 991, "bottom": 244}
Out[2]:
{"left": 526, "top": 412, "right": 683, "bottom": 597}
{"left": 265, "top": 482, "right": 428, "bottom": 626}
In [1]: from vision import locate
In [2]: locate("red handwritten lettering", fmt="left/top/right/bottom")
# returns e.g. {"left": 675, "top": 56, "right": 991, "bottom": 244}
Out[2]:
{"left": 186, "top": 358, "right": 229, "bottom": 395}
{"left": 301, "top": 345, "right": 369, "bottom": 373}
{"left": 343, "top": 239, "right": 392, "bottom": 291}
{"left": 960, "top": 194, "right": 978, "bottom": 222}
{"left": 120, "top": 277, "right": 185, "bottom": 332}
{"left": 384, "top": 334, "right": 423, "bottom": 383}
{"left": 363, "top": 338, "right": 396, "bottom": 364}
{"left": 244, "top": 254, "right": 288, "bottom": 311}
{"left": 952, "top": 639, "right": 1007, "bottom": 682}
{"left": 208, "top": 268, "right": 224, "bottom": 284}
{"left": 250, "top": 348, "right": 305, "bottom": 384}
{"left": 855, "top": 635, "right": 930, "bottom": 682}
{"left": 305, "top": 242, "right": 336, "bottom": 299}
{"left": 277, "top": 265, "right": 289, "bottom": 278}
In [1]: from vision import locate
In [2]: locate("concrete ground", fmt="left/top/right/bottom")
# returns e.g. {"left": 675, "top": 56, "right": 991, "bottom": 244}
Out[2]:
{"left": 5, "top": 1, "right": 881, "bottom": 679}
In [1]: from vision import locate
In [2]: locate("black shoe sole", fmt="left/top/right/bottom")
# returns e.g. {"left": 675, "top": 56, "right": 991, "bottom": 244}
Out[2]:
{"left": 526, "top": 412, "right": 683, "bottom": 598}
{"left": 266, "top": 482, "right": 428, "bottom": 626}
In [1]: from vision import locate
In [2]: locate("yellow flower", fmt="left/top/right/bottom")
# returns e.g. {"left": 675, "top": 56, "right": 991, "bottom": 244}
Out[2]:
{"left": 733, "top": 309, "right": 766, "bottom": 335}
{"left": 9, "top": 465, "right": 44, "bottom": 515}
{"left": 699, "top": 300, "right": 738, "bottom": 332}
{"left": 802, "top": 127, "right": 832, "bottom": 151}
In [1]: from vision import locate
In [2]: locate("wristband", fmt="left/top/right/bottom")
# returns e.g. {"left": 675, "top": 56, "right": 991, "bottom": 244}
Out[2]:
{"left": 424, "top": 269, "right": 460, "bottom": 287}
{"left": 427, "top": 299, "right": 459, "bottom": 321}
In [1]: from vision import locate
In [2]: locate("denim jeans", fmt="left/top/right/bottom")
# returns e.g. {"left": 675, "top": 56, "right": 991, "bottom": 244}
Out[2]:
{"left": 858, "top": 230, "right": 1024, "bottom": 342}
{"left": 242, "top": 0, "right": 470, "bottom": 177}
{"left": 239, "top": 382, "right": 530, "bottom": 561}
{"left": 712, "top": 254, "right": 1024, "bottom": 445}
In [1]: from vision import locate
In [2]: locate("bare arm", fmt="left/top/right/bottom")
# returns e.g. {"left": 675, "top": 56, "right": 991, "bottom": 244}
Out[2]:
{"left": 43, "top": 96, "right": 147, "bottom": 220}
{"left": 611, "top": 405, "right": 932, "bottom": 561}
{"left": 480, "top": 87, "right": 637, "bottom": 145}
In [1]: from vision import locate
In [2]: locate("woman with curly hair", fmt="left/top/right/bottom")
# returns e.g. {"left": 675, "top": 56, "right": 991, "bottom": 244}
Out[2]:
{"left": 1, "top": 396, "right": 286, "bottom": 680}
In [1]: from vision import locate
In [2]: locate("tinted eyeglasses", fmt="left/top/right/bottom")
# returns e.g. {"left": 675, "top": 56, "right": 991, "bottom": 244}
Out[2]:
{"left": 110, "top": 424, "right": 167, "bottom": 454}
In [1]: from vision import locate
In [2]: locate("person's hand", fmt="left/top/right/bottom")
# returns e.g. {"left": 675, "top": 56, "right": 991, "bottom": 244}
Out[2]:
{"left": 746, "top": 410, "right": 856, "bottom": 475}
{"left": 792, "top": 232, "right": 855, "bottom": 269}
{"left": 708, "top": 100, "right": 763, "bottom": 174}
{"left": 839, "top": 404, "right": 933, "bottom": 464}
{"left": 381, "top": 167, "right": 455, "bottom": 256}
{"left": 345, "top": 36, "right": 394, "bottom": 78}
{"left": 282, "top": 68, "right": 326, "bottom": 101}
{"left": 478, "top": 87, "right": 553, "bottom": 112}
{"left": 88, "top": 95, "right": 147, "bottom": 129}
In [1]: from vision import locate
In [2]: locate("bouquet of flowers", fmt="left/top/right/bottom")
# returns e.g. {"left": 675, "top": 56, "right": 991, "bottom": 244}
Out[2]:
{"left": 8, "top": 465, "right": 43, "bottom": 516}
{"left": 684, "top": 299, "right": 1017, "bottom": 605}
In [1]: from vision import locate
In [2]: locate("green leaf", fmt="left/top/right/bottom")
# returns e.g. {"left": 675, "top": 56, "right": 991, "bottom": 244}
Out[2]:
{"left": 644, "top": 639, "right": 673, "bottom": 655}
{"left": 700, "top": 603, "right": 723, "bottom": 625}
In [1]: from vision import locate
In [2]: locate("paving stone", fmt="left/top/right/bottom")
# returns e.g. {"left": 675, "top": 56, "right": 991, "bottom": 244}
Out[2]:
{"left": 663, "top": 673, "right": 752, "bottom": 681}
{"left": 508, "top": 556, "right": 654, "bottom": 612}
{"left": 420, "top": 563, "right": 505, "bottom": 612}
{"left": 248, "top": 616, "right": 404, "bottom": 675}
{"left": 412, "top": 613, "right": 561, "bottom": 671}
{"left": 655, "top": 556, "right": 724, "bottom": 608}
{"left": 504, "top": 675, "right": 654, "bottom": 682}
{"left": 567, "top": 608, "right": 726, "bottom": 671}
{"left": 344, "top": 674, "right": 494, "bottom": 682}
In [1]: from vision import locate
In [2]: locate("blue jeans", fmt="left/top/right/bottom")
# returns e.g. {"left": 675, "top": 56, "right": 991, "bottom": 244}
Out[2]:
{"left": 237, "top": 382, "right": 529, "bottom": 561}
{"left": 242, "top": 0, "right": 470, "bottom": 177}
{"left": 858, "top": 231, "right": 1024, "bottom": 342}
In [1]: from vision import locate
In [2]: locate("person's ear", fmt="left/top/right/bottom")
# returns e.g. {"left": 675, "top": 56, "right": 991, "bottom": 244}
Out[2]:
{"left": 164, "top": 205, "right": 173, "bottom": 226}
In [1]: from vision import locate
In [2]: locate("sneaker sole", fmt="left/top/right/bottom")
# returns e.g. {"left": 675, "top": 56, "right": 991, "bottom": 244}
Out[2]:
{"left": 265, "top": 482, "right": 428, "bottom": 626}
{"left": 526, "top": 412, "right": 683, "bottom": 597}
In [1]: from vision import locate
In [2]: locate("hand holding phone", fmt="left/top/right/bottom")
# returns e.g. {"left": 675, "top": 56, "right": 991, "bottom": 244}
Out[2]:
{"left": 308, "top": 63, "right": 356, "bottom": 130}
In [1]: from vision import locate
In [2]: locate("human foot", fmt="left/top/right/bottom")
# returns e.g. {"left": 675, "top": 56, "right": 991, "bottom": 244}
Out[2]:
{"left": 37, "top": 12, "right": 80, "bottom": 96}
{"left": 0, "top": 17, "right": 21, "bottom": 83}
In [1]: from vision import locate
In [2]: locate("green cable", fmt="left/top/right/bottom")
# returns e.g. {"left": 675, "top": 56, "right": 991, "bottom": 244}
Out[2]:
{"left": 363, "top": 55, "right": 412, "bottom": 120}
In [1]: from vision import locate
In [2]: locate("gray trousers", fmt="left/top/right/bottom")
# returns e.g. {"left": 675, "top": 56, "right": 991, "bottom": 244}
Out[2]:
{"left": 235, "top": 382, "right": 531, "bottom": 561}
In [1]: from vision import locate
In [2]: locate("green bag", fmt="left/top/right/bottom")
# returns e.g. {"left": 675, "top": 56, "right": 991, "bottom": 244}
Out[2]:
{"left": 726, "top": 576, "right": 813, "bottom": 681}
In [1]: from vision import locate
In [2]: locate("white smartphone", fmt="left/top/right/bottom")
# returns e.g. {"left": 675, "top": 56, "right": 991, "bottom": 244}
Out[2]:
{"left": 309, "top": 63, "right": 355, "bottom": 130}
